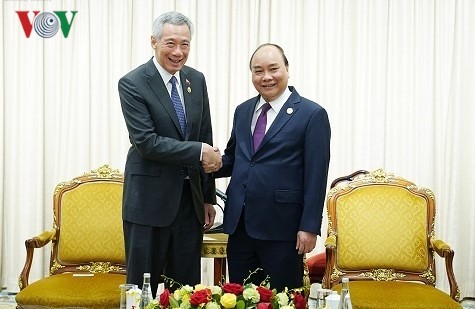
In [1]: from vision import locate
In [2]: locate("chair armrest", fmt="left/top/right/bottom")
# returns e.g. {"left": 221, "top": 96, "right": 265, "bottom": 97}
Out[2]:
{"left": 302, "top": 255, "right": 310, "bottom": 297}
{"left": 325, "top": 234, "right": 336, "bottom": 248}
{"left": 323, "top": 235, "right": 337, "bottom": 289}
{"left": 431, "top": 238, "right": 451, "bottom": 257}
{"left": 18, "top": 229, "right": 56, "bottom": 290}
{"left": 430, "top": 238, "right": 460, "bottom": 301}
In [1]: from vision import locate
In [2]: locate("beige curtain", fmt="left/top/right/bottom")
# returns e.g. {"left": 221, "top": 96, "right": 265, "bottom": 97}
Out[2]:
{"left": 1, "top": 0, "right": 473, "bottom": 298}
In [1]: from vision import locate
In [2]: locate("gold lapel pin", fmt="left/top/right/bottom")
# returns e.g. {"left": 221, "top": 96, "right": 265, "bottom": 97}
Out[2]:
{"left": 287, "top": 107, "right": 293, "bottom": 114}
{"left": 187, "top": 87, "right": 192, "bottom": 93}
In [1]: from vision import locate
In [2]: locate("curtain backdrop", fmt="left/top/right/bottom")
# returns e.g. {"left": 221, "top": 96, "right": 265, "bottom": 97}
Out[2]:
{"left": 1, "top": 0, "right": 474, "bottom": 298}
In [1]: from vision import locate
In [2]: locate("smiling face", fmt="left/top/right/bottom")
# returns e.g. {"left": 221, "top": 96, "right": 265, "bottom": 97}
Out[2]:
{"left": 250, "top": 45, "right": 289, "bottom": 102}
{"left": 151, "top": 23, "right": 191, "bottom": 74}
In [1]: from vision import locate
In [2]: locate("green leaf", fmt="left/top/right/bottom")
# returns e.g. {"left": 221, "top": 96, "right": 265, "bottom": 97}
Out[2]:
{"left": 236, "top": 299, "right": 246, "bottom": 309}
{"left": 169, "top": 296, "right": 180, "bottom": 308}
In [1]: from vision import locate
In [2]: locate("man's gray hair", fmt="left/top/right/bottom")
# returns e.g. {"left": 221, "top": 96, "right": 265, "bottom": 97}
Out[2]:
{"left": 152, "top": 11, "right": 194, "bottom": 39}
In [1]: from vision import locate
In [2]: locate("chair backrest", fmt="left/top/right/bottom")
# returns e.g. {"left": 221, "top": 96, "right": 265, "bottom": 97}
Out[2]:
{"left": 50, "top": 164, "right": 125, "bottom": 275}
{"left": 325, "top": 169, "right": 437, "bottom": 286}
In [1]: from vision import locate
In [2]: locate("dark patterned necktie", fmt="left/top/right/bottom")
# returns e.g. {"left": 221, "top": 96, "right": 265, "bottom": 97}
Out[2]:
{"left": 253, "top": 103, "right": 271, "bottom": 151}
{"left": 170, "top": 76, "right": 187, "bottom": 136}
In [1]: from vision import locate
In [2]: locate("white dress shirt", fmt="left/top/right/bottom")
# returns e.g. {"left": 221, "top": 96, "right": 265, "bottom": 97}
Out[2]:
{"left": 153, "top": 57, "right": 186, "bottom": 114}
{"left": 251, "top": 87, "right": 292, "bottom": 134}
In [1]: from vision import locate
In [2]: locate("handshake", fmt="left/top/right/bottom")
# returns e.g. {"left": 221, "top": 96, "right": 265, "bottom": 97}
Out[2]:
{"left": 202, "top": 143, "right": 222, "bottom": 173}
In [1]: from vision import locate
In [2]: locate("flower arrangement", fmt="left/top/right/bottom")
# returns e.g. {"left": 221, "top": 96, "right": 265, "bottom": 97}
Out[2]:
{"left": 145, "top": 270, "right": 307, "bottom": 309}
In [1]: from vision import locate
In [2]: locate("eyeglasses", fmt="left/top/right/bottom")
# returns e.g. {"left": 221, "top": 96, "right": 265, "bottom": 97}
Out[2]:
{"left": 160, "top": 40, "right": 190, "bottom": 51}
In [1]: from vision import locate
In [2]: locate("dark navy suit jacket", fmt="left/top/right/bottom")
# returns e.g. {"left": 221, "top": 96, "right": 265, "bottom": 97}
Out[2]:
{"left": 215, "top": 87, "right": 330, "bottom": 241}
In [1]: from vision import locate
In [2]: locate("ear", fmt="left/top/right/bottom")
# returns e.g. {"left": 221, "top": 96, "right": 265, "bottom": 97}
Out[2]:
{"left": 151, "top": 36, "right": 158, "bottom": 49}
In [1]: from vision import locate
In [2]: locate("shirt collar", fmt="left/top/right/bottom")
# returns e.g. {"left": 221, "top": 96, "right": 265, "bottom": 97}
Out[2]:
{"left": 153, "top": 56, "right": 181, "bottom": 87}
{"left": 255, "top": 87, "right": 292, "bottom": 113}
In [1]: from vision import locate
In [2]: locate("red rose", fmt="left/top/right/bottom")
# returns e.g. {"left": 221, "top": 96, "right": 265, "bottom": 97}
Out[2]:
{"left": 159, "top": 289, "right": 171, "bottom": 307}
{"left": 257, "top": 302, "right": 272, "bottom": 309}
{"left": 190, "top": 288, "right": 212, "bottom": 306}
{"left": 293, "top": 292, "right": 306, "bottom": 309}
{"left": 222, "top": 283, "right": 244, "bottom": 295}
{"left": 256, "top": 286, "right": 273, "bottom": 302}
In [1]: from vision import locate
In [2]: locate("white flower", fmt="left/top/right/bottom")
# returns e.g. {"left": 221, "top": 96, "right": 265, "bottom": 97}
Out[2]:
{"left": 174, "top": 289, "right": 183, "bottom": 300}
{"left": 205, "top": 301, "right": 221, "bottom": 309}
{"left": 194, "top": 284, "right": 207, "bottom": 291}
{"left": 179, "top": 297, "right": 191, "bottom": 309}
{"left": 243, "top": 287, "right": 260, "bottom": 303}
{"left": 183, "top": 285, "right": 194, "bottom": 293}
{"left": 209, "top": 285, "right": 222, "bottom": 295}
{"left": 174, "top": 285, "right": 193, "bottom": 300}
{"left": 275, "top": 292, "right": 289, "bottom": 306}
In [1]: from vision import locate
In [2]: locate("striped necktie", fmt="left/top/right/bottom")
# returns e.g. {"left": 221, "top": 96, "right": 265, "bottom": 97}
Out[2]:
{"left": 170, "top": 76, "right": 187, "bottom": 136}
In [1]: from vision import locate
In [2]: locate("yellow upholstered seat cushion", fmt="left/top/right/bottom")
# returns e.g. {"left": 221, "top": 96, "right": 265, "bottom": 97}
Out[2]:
{"left": 332, "top": 281, "right": 461, "bottom": 309}
{"left": 15, "top": 273, "right": 126, "bottom": 309}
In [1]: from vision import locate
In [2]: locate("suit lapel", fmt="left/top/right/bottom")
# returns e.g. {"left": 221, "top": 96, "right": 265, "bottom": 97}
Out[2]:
{"left": 145, "top": 60, "right": 184, "bottom": 139}
{"left": 254, "top": 90, "right": 300, "bottom": 153}
{"left": 246, "top": 99, "right": 260, "bottom": 155}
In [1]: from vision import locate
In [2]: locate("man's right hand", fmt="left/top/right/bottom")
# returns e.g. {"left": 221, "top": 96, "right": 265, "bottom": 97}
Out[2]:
{"left": 202, "top": 143, "right": 222, "bottom": 173}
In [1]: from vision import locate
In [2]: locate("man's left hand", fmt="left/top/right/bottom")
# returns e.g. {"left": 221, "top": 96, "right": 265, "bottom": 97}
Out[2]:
{"left": 203, "top": 203, "right": 216, "bottom": 231}
{"left": 296, "top": 231, "right": 317, "bottom": 254}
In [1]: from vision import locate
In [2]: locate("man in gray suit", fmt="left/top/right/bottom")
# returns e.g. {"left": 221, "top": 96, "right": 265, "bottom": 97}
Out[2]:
{"left": 118, "top": 11, "right": 221, "bottom": 296}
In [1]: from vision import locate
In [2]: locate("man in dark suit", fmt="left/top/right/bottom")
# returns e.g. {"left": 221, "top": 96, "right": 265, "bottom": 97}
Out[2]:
{"left": 118, "top": 12, "right": 221, "bottom": 296}
{"left": 214, "top": 43, "right": 330, "bottom": 290}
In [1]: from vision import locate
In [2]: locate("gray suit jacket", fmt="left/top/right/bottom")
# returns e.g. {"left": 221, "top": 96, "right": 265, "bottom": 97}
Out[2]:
{"left": 118, "top": 58, "right": 216, "bottom": 227}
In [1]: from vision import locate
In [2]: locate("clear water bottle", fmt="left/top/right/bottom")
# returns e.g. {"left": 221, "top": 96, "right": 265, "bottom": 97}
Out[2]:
{"left": 316, "top": 289, "right": 326, "bottom": 309}
{"left": 139, "top": 272, "right": 153, "bottom": 309}
{"left": 338, "top": 278, "right": 352, "bottom": 309}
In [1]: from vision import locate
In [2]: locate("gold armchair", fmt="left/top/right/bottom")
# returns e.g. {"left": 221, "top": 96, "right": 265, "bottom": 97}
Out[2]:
{"left": 306, "top": 171, "right": 369, "bottom": 284}
{"left": 323, "top": 169, "right": 461, "bottom": 308}
{"left": 16, "top": 165, "right": 126, "bottom": 309}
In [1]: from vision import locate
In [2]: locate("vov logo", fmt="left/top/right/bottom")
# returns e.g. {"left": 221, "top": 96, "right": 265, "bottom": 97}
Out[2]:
{"left": 16, "top": 11, "right": 78, "bottom": 38}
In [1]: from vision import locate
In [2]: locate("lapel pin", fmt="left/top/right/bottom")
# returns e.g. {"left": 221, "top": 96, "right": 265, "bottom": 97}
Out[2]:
{"left": 187, "top": 87, "right": 192, "bottom": 93}
{"left": 185, "top": 79, "right": 191, "bottom": 93}
{"left": 287, "top": 107, "right": 293, "bottom": 114}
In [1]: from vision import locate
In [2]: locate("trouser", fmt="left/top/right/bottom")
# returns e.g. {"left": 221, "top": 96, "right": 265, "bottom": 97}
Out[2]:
{"left": 124, "top": 180, "right": 203, "bottom": 297}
